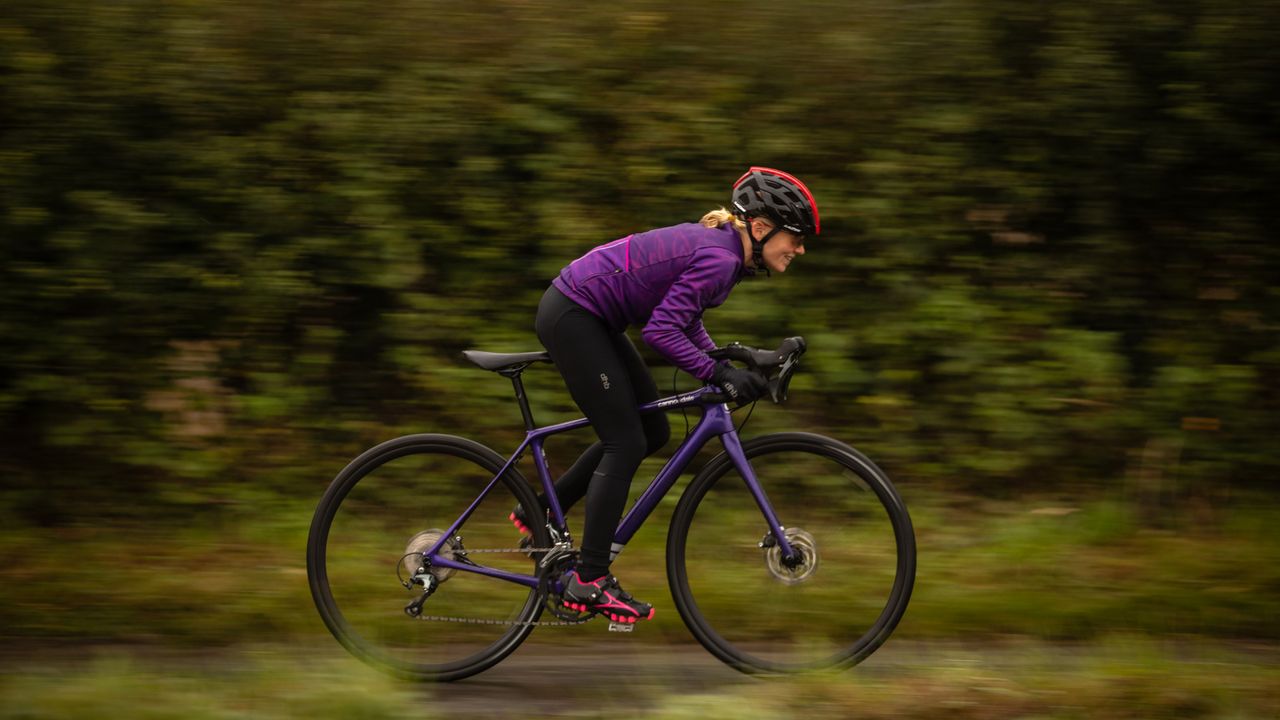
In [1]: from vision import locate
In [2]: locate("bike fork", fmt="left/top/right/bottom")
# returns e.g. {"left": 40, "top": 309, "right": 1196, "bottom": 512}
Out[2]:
{"left": 719, "top": 430, "right": 800, "bottom": 562}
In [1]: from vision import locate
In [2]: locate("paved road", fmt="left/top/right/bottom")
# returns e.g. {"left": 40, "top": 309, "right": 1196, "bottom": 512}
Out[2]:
{"left": 409, "top": 638, "right": 1005, "bottom": 717}
{"left": 417, "top": 639, "right": 749, "bottom": 717}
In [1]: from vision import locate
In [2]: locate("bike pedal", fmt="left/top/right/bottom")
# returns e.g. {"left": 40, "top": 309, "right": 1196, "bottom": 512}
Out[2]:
{"left": 607, "top": 621, "right": 636, "bottom": 633}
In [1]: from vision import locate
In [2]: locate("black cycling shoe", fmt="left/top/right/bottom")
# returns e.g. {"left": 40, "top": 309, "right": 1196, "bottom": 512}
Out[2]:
{"left": 560, "top": 571, "right": 655, "bottom": 624}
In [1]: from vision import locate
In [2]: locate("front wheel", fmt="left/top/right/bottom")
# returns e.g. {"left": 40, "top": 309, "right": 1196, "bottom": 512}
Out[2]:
{"left": 667, "top": 432, "right": 915, "bottom": 674}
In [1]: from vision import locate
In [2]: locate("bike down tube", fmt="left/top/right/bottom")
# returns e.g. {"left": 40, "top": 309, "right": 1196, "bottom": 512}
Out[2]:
{"left": 612, "top": 397, "right": 734, "bottom": 546}
{"left": 526, "top": 389, "right": 709, "bottom": 534}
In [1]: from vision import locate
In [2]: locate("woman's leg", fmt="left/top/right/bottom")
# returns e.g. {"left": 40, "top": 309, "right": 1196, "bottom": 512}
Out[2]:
{"left": 611, "top": 331, "right": 671, "bottom": 458}
{"left": 535, "top": 287, "right": 655, "bottom": 580}
{"left": 536, "top": 333, "right": 669, "bottom": 513}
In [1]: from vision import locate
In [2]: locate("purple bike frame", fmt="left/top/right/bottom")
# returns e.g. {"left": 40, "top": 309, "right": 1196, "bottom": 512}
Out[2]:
{"left": 426, "top": 386, "right": 797, "bottom": 589}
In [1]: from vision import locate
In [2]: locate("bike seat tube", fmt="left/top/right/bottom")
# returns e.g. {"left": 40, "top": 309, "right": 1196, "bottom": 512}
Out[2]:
{"left": 510, "top": 374, "right": 537, "bottom": 431}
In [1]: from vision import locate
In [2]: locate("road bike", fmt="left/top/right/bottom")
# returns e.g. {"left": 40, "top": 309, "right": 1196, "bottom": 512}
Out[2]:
{"left": 307, "top": 337, "right": 915, "bottom": 681}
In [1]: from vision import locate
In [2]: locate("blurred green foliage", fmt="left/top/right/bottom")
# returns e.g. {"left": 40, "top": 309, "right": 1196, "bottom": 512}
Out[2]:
{"left": 2, "top": 0, "right": 1278, "bottom": 529}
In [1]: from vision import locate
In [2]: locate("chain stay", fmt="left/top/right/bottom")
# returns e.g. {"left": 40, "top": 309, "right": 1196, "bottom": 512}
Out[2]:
{"left": 408, "top": 544, "right": 594, "bottom": 627}
{"left": 456, "top": 547, "right": 556, "bottom": 553}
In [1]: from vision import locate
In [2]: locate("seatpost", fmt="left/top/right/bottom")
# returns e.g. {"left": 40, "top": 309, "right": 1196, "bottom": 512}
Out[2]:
{"left": 508, "top": 374, "right": 537, "bottom": 431}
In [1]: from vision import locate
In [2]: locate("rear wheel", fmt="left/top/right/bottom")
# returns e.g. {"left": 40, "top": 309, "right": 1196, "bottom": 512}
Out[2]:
{"left": 307, "top": 434, "right": 549, "bottom": 681}
{"left": 667, "top": 432, "right": 915, "bottom": 674}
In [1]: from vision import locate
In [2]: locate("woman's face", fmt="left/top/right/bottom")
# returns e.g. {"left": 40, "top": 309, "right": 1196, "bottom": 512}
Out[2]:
{"left": 751, "top": 218, "right": 807, "bottom": 273}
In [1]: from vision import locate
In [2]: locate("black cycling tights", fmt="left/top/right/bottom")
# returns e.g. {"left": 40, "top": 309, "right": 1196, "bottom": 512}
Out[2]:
{"left": 534, "top": 285, "right": 669, "bottom": 581}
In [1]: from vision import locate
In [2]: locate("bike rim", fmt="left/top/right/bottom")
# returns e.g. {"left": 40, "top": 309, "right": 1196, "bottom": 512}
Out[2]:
{"left": 675, "top": 443, "right": 913, "bottom": 672}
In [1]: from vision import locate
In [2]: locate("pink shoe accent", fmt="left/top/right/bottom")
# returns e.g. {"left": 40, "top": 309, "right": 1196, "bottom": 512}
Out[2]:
{"left": 646, "top": 608, "right": 655, "bottom": 620}
{"left": 593, "top": 591, "right": 640, "bottom": 615}
{"left": 509, "top": 513, "right": 530, "bottom": 535}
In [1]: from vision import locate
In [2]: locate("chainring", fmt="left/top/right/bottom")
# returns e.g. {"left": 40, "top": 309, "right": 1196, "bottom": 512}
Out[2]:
{"left": 539, "top": 552, "right": 592, "bottom": 622}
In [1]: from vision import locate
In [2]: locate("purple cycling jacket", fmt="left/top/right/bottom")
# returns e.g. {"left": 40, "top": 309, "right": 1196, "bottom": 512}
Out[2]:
{"left": 551, "top": 222, "right": 745, "bottom": 381}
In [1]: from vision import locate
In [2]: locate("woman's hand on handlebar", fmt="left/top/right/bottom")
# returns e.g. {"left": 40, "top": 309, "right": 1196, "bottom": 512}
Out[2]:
{"left": 710, "top": 363, "right": 769, "bottom": 404}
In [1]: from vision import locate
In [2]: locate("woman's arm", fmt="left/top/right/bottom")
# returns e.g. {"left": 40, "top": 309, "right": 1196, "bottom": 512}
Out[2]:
{"left": 641, "top": 249, "right": 739, "bottom": 381}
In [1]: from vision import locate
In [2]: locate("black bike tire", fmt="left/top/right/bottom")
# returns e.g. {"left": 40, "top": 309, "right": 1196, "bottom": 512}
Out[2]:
{"left": 666, "top": 431, "right": 916, "bottom": 675}
{"left": 306, "top": 433, "right": 550, "bottom": 682}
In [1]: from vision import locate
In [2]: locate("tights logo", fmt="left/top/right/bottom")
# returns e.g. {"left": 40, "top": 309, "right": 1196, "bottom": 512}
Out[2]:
{"left": 600, "top": 373, "right": 611, "bottom": 390}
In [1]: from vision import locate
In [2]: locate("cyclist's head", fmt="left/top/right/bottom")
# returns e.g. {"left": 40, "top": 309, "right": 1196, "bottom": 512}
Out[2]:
{"left": 728, "top": 167, "right": 818, "bottom": 276}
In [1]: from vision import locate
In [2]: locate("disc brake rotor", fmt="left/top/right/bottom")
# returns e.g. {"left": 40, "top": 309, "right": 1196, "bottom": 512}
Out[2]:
{"left": 764, "top": 528, "right": 819, "bottom": 584}
{"left": 403, "top": 529, "right": 457, "bottom": 583}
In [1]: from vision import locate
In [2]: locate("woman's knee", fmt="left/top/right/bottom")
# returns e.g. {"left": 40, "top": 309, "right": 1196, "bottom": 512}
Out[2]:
{"left": 603, "top": 432, "right": 649, "bottom": 470}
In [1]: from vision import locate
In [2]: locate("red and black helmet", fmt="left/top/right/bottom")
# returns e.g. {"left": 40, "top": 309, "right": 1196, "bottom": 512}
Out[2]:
{"left": 731, "top": 167, "right": 821, "bottom": 237}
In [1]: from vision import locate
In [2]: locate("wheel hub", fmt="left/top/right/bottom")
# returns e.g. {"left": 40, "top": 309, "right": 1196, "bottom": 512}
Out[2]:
{"left": 764, "top": 528, "right": 819, "bottom": 584}
{"left": 403, "top": 529, "right": 457, "bottom": 583}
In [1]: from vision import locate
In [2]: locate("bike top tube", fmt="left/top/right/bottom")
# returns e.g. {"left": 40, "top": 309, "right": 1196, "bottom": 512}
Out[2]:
{"left": 527, "top": 384, "right": 725, "bottom": 440}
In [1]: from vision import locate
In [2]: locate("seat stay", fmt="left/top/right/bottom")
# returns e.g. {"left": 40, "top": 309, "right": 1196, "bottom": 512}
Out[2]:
{"left": 420, "top": 433, "right": 539, "bottom": 561}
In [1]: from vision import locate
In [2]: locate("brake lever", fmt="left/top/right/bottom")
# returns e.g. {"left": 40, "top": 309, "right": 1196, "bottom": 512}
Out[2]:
{"left": 770, "top": 350, "right": 801, "bottom": 404}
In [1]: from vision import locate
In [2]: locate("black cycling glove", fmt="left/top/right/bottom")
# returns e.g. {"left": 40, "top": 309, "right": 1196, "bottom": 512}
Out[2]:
{"left": 710, "top": 364, "right": 768, "bottom": 404}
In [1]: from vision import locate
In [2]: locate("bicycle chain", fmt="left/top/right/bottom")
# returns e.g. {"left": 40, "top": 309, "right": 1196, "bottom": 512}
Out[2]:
{"left": 413, "top": 613, "right": 593, "bottom": 627}
{"left": 409, "top": 546, "right": 597, "bottom": 627}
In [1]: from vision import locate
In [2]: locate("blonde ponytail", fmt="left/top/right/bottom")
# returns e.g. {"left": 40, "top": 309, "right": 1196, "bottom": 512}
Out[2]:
{"left": 699, "top": 207, "right": 747, "bottom": 231}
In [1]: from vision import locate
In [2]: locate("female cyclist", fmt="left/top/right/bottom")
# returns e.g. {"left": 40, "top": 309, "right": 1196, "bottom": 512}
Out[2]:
{"left": 511, "top": 167, "right": 820, "bottom": 623}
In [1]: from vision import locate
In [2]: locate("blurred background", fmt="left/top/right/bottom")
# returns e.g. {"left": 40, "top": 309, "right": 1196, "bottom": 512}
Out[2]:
{"left": 2, "top": 0, "right": 1277, "bottom": 717}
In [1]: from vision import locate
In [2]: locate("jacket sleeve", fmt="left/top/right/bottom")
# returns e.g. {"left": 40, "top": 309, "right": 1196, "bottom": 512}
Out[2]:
{"left": 642, "top": 250, "right": 737, "bottom": 381}
{"left": 685, "top": 315, "right": 717, "bottom": 354}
